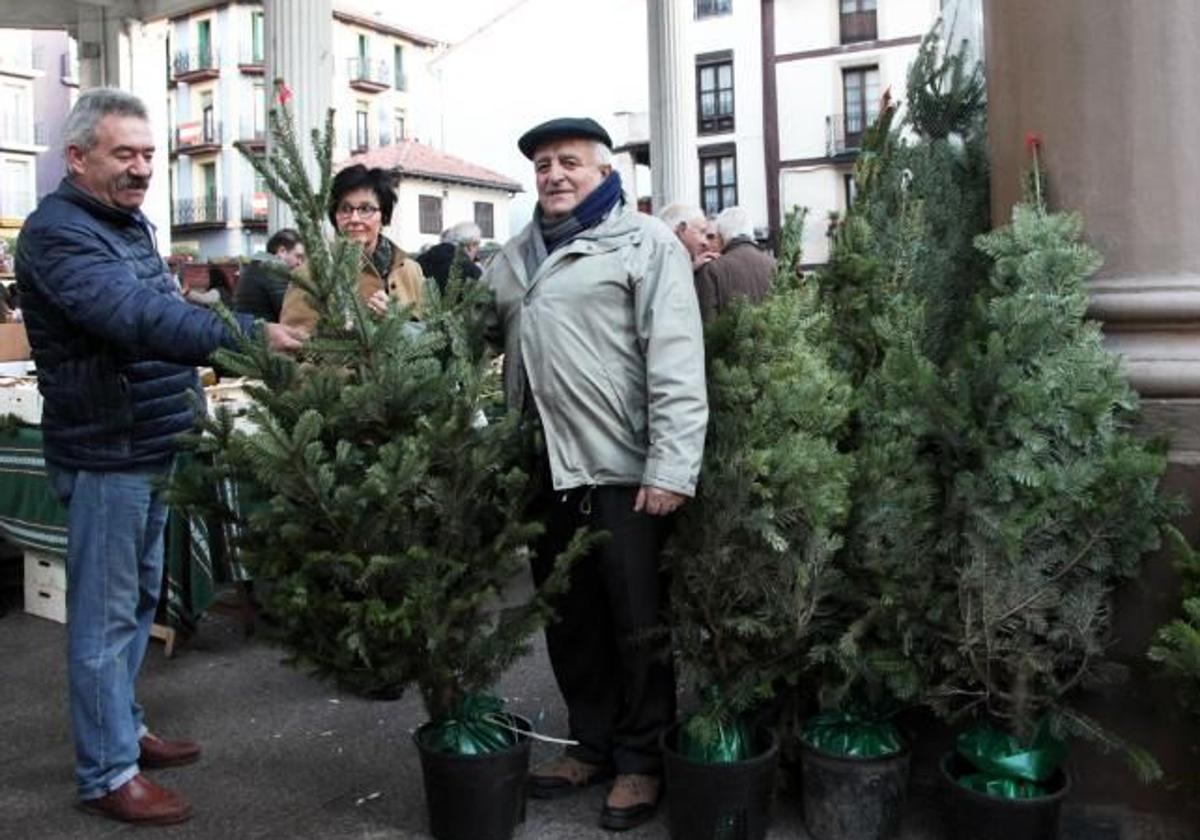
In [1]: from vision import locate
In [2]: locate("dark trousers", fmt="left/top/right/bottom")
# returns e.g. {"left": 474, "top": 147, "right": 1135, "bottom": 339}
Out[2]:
{"left": 530, "top": 477, "right": 676, "bottom": 775}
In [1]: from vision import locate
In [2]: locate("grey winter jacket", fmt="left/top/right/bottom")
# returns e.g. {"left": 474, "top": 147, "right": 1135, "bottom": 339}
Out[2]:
{"left": 484, "top": 204, "right": 708, "bottom": 496}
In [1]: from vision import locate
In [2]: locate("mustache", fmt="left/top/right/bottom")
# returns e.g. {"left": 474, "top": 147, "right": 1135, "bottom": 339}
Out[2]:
{"left": 116, "top": 174, "right": 151, "bottom": 190}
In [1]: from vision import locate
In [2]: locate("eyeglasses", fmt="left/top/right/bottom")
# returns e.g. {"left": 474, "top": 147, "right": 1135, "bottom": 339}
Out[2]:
{"left": 335, "top": 202, "right": 380, "bottom": 219}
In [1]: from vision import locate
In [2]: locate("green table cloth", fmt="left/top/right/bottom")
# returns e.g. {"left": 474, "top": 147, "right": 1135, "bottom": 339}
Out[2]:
{"left": 0, "top": 427, "right": 244, "bottom": 631}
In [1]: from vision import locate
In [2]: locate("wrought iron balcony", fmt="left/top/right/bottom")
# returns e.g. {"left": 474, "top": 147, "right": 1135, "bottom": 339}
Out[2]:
{"left": 241, "top": 194, "right": 268, "bottom": 225}
{"left": 172, "top": 196, "right": 227, "bottom": 228}
{"left": 239, "top": 47, "right": 265, "bottom": 73}
{"left": 826, "top": 113, "right": 867, "bottom": 157}
{"left": 172, "top": 50, "right": 219, "bottom": 82}
{"left": 346, "top": 57, "right": 391, "bottom": 92}
{"left": 172, "top": 121, "right": 223, "bottom": 154}
{"left": 840, "top": 11, "right": 878, "bottom": 44}
{"left": 238, "top": 122, "right": 266, "bottom": 150}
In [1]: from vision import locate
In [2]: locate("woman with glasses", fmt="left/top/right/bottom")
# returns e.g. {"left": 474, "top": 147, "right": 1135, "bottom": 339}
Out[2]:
{"left": 280, "top": 164, "right": 426, "bottom": 335}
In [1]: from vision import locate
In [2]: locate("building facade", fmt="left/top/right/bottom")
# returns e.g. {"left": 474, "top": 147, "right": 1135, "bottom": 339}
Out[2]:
{"left": 0, "top": 29, "right": 50, "bottom": 243}
{"left": 165, "top": 2, "right": 439, "bottom": 258}
{"left": 769, "top": 0, "right": 940, "bottom": 263}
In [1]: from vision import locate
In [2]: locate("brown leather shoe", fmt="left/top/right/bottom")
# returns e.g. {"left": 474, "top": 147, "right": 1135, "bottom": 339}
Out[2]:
{"left": 139, "top": 733, "right": 201, "bottom": 768}
{"left": 599, "top": 773, "right": 661, "bottom": 831}
{"left": 528, "top": 754, "right": 613, "bottom": 799}
{"left": 80, "top": 773, "right": 193, "bottom": 825}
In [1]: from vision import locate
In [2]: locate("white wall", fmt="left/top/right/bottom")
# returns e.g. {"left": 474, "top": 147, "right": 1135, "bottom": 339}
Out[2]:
{"left": 388, "top": 177, "right": 513, "bottom": 253}
{"left": 780, "top": 165, "right": 846, "bottom": 265}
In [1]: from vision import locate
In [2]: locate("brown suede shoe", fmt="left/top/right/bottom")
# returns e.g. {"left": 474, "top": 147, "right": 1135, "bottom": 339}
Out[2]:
{"left": 80, "top": 773, "right": 194, "bottom": 825}
{"left": 599, "top": 773, "right": 661, "bottom": 832}
{"left": 528, "top": 754, "right": 613, "bottom": 799}
{"left": 139, "top": 733, "right": 202, "bottom": 768}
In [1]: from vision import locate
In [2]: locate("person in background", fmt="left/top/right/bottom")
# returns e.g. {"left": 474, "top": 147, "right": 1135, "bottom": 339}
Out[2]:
{"left": 483, "top": 116, "right": 707, "bottom": 832}
{"left": 280, "top": 164, "right": 425, "bottom": 335}
{"left": 416, "top": 221, "right": 483, "bottom": 296}
{"left": 234, "top": 228, "right": 306, "bottom": 322}
{"left": 14, "top": 87, "right": 303, "bottom": 827}
{"left": 183, "top": 266, "right": 233, "bottom": 310}
{"left": 693, "top": 205, "right": 775, "bottom": 322}
{"left": 657, "top": 203, "right": 716, "bottom": 273}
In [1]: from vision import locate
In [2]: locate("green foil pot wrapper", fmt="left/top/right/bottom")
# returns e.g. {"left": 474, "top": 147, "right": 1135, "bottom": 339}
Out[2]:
{"left": 955, "top": 722, "right": 1066, "bottom": 786}
{"left": 956, "top": 772, "right": 1048, "bottom": 799}
{"left": 421, "top": 694, "right": 519, "bottom": 756}
{"left": 801, "top": 710, "right": 904, "bottom": 759}
{"left": 678, "top": 713, "right": 754, "bottom": 764}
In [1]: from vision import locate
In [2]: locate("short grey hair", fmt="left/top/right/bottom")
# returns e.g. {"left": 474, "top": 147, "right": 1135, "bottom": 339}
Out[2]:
{"left": 443, "top": 221, "right": 482, "bottom": 245}
{"left": 715, "top": 206, "right": 755, "bottom": 242}
{"left": 658, "top": 203, "right": 706, "bottom": 231}
{"left": 62, "top": 87, "right": 148, "bottom": 155}
{"left": 593, "top": 141, "right": 613, "bottom": 166}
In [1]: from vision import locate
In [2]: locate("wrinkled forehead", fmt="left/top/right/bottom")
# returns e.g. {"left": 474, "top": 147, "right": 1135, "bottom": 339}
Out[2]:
{"left": 532, "top": 137, "right": 598, "bottom": 166}
{"left": 92, "top": 114, "right": 154, "bottom": 150}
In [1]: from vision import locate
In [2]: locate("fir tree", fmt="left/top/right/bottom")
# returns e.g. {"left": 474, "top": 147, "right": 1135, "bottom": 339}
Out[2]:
{"left": 665, "top": 264, "right": 852, "bottom": 760}
{"left": 169, "top": 82, "right": 587, "bottom": 734}
{"left": 1149, "top": 530, "right": 1200, "bottom": 716}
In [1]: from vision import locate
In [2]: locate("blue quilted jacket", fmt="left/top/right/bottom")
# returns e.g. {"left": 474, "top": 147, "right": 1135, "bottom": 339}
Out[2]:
{"left": 15, "top": 179, "right": 255, "bottom": 470}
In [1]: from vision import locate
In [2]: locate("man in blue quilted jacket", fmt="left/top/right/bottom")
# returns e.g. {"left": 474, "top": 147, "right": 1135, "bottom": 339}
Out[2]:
{"left": 15, "top": 88, "right": 303, "bottom": 826}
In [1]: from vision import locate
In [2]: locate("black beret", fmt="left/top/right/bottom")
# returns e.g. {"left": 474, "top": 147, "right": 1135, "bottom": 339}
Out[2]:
{"left": 517, "top": 117, "right": 613, "bottom": 159}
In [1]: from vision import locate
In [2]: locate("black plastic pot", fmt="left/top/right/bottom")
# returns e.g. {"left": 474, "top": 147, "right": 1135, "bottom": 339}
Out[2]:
{"left": 660, "top": 723, "right": 780, "bottom": 840}
{"left": 799, "top": 739, "right": 910, "bottom": 840}
{"left": 940, "top": 751, "right": 1070, "bottom": 840}
{"left": 414, "top": 714, "right": 531, "bottom": 840}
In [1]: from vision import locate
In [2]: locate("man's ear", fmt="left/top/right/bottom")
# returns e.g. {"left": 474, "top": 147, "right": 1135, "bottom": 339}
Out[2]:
{"left": 600, "top": 164, "right": 613, "bottom": 177}
{"left": 65, "top": 145, "right": 86, "bottom": 178}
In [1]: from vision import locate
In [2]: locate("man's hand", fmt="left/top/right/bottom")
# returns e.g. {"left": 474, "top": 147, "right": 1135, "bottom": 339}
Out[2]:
{"left": 264, "top": 323, "right": 306, "bottom": 354}
{"left": 367, "top": 289, "right": 390, "bottom": 316}
{"left": 692, "top": 251, "right": 718, "bottom": 271}
{"left": 634, "top": 486, "right": 687, "bottom": 516}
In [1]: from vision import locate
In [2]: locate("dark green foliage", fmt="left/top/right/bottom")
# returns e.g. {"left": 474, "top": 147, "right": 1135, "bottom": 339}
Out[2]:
{"left": 169, "top": 83, "right": 586, "bottom": 724}
{"left": 665, "top": 278, "right": 853, "bottom": 753}
{"left": 1149, "top": 529, "right": 1200, "bottom": 714}
{"left": 935, "top": 204, "right": 1171, "bottom": 781}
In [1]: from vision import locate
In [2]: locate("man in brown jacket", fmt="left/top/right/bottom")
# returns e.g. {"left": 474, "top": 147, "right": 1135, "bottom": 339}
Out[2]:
{"left": 693, "top": 206, "right": 774, "bottom": 322}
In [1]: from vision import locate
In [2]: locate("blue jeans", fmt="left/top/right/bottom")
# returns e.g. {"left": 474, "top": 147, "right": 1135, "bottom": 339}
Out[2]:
{"left": 47, "top": 464, "right": 171, "bottom": 801}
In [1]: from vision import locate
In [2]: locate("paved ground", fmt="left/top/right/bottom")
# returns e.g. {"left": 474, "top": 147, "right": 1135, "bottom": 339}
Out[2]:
{"left": 0, "top": 583, "right": 1194, "bottom": 840}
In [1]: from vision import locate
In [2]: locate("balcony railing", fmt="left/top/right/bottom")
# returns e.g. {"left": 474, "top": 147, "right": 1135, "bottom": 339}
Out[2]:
{"left": 0, "top": 190, "right": 35, "bottom": 219}
{"left": 346, "top": 129, "right": 371, "bottom": 154}
{"left": 346, "top": 57, "right": 391, "bottom": 91}
{"left": 172, "top": 50, "right": 219, "bottom": 81}
{"left": 238, "top": 47, "right": 264, "bottom": 72}
{"left": 241, "top": 194, "right": 269, "bottom": 224}
{"left": 172, "top": 196, "right": 227, "bottom": 227}
{"left": 826, "top": 112, "right": 869, "bottom": 157}
{"left": 172, "top": 120, "right": 223, "bottom": 153}
{"left": 840, "top": 10, "right": 878, "bottom": 44}
{"left": 238, "top": 122, "right": 266, "bottom": 148}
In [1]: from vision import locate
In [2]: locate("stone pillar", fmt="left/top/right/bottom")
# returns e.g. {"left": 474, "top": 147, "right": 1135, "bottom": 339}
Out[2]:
{"left": 985, "top": 0, "right": 1200, "bottom": 824}
{"left": 646, "top": 0, "right": 698, "bottom": 213}
{"left": 75, "top": 9, "right": 172, "bottom": 253}
{"left": 264, "top": 0, "right": 333, "bottom": 230}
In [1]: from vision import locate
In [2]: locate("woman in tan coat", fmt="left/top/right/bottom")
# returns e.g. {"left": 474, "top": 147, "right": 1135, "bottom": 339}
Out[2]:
{"left": 280, "top": 164, "right": 425, "bottom": 335}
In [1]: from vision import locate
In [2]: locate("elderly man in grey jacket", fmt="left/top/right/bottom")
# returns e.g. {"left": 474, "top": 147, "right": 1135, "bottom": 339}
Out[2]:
{"left": 484, "top": 116, "right": 707, "bottom": 832}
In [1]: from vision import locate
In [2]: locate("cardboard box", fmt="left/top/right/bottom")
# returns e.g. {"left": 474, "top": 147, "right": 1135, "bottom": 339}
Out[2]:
{"left": 0, "top": 323, "right": 30, "bottom": 362}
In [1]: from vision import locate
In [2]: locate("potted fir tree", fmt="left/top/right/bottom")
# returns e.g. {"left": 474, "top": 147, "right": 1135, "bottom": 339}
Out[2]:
{"left": 932, "top": 190, "right": 1171, "bottom": 840}
{"left": 660, "top": 235, "right": 853, "bottom": 840}
{"left": 169, "top": 83, "right": 588, "bottom": 840}
{"left": 799, "top": 27, "right": 989, "bottom": 840}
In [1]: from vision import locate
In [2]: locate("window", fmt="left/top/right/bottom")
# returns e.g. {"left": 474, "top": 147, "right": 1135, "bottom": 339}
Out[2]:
{"left": 474, "top": 202, "right": 494, "bottom": 239}
{"left": 842, "top": 65, "right": 880, "bottom": 148}
{"left": 419, "top": 195, "right": 443, "bottom": 235}
{"left": 252, "top": 82, "right": 266, "bottom": 136}
{"left": 201, "top": 161, "right": 217, "bottom": 203}
{"left": 696, "top": 51, "right": 734, "bottom": 135}
{"left": 200, "top": 90, "right": 215, "bottom": 142}
{"left": 699, "top": 144, "right": 737, "bottom": 216}
{"left": 695, "top": 0, "right": 732, "bottom": 19}
{"left": 840, "top": 0, "right": 878, "bottom": 44}
{"left": 1, "top": 158, "right": 33, "bottom": 217}
{"left": 0, "top": 82, "right": 31, "bottom": 144}
{"left": 394, "top": 110, "right": 406, "bottom": 141}
{"left": 196, "top": 19, "right": 212, "bottom": 67}
{"left": 394, "top": 45, "right": 406, "bottom": 90}
{"left": 251, "top": 11, "right": 264, "bottom": 62}
{"left": 355, "top": 102, "right": 369, "bottom": 149}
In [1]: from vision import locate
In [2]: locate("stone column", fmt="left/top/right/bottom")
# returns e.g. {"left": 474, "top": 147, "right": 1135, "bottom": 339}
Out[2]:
{"left": 985, "top": 0, "right": 1200, "bottom": 822}
{"left": 646, "top": 0, "right": 698, "bottom": 213}
{"left": 74, "top": 9, "right": 172, "bottom": 253}
{"left": 264, "top": 0, "right": 333, "bottom": 230}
